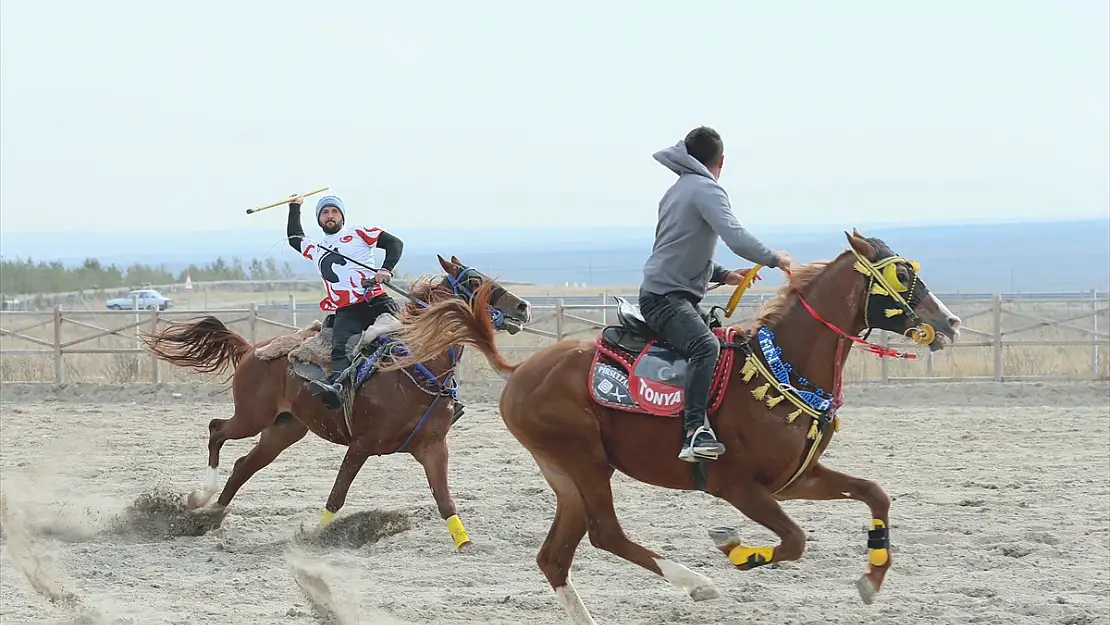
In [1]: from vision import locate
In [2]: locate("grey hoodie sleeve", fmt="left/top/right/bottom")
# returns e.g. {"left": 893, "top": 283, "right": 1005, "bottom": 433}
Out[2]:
{"left": 695, "top": 185, "right": 780, "bottom": 268}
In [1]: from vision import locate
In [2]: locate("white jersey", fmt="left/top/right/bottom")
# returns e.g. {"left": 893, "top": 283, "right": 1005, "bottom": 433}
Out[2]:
{"left": 299, "top": 226, "right": 386, "bottom": 311}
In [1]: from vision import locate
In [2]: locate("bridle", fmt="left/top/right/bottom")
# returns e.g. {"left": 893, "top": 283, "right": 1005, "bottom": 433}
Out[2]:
{"left": 443, "top": 264, "right": 511, "bottom": 330}
{"left": 788, "top": 248, "right": 936, "bottom": 361}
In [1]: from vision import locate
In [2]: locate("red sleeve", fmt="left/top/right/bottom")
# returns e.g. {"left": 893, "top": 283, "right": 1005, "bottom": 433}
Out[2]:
{"left": 355, "top": 227, "right": 381, "bottom": 246}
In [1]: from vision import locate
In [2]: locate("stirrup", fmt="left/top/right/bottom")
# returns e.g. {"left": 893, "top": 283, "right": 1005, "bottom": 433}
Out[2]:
{"left": 682, "top": 424, "right": 725, "bottom": 459}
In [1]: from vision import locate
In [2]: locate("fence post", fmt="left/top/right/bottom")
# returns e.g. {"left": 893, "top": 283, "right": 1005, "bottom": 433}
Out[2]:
{"left": 53, "top": 305, "right": 64, "bottom": 384}
{"left": 601, "top": 292, "right": 608, "bottom": 326}
{"left": 992, "top": 293, "right": 1003, "bottom": 381}
{"left": 289, "top": 293, "right": 297, "bottom": 328}
{"left": 249, "top": 302, "right": 258, "bottom": 343}
{"left": 555, "top": 299, "right": 565, "bottom": 341}
{"left": 149, "top": 307, "right": 160, "bottom": 385}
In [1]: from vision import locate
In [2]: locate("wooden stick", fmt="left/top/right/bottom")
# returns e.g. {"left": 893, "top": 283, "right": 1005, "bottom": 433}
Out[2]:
{"left": 246, "top": 186, "right": 329, "bottom": 215}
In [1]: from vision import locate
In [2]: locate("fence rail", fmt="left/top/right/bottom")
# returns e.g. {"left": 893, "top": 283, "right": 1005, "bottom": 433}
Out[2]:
{"left": 1, "top": 291, "right": 1106, "bottom": 386}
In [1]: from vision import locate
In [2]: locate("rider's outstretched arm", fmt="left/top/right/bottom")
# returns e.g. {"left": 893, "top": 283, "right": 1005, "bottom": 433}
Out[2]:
{"left": 696, "top": 186, "right": 780, "bottom": 269}
{"left": 287, "top": 202, "right": 306, "bottom": 251}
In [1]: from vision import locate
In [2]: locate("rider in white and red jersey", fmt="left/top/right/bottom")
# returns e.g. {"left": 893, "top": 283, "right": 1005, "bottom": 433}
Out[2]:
{"left": 286, "top": 194, "right": 404, "bottom": 408}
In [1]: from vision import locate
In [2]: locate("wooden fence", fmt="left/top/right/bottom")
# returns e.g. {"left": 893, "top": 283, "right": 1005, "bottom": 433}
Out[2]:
{"left": 0, "top": 292, "right": 1106, "bottom": 386}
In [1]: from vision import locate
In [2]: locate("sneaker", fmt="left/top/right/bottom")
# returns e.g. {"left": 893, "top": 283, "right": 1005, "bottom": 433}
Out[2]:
{"left": 678, "top": 426, "right": 726, "bottom": 463}
{"left": 308, "top": 379, "right": 343, "bottom": 410}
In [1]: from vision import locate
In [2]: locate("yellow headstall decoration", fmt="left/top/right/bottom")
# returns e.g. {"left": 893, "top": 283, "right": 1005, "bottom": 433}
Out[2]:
{"left": 851, "top": 248, "right": 935, "bottom": 347}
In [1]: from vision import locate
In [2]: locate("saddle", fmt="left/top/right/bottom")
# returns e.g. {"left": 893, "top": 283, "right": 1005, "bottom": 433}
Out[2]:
{"left": 600, "top": 296, "right": 720, "bottom": 356}
{"left": 589, "top": 296, "right": 741, "bottom": 418}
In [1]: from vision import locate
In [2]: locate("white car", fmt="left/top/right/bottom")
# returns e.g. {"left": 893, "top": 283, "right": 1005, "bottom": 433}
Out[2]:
{"left": 106, "top": 289, "right": 171, "bottom": 310}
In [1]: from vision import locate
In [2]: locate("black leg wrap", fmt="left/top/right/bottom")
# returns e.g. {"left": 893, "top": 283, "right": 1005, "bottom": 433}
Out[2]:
{"left": 689, "top": 461, "right": 708, "bottom": 492}
{"left": 868, "top": 526, "right": 890, "bottom": 550}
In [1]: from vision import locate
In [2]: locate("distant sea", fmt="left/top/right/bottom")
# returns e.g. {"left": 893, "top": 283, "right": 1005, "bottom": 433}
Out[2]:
{"left": 1, "top": 219, "right": 1107, "bottom": 293}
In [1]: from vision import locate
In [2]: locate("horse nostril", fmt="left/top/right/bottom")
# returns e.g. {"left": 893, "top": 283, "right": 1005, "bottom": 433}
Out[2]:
{"left": 948, "top": 317, "right": 961, "bottom": 329}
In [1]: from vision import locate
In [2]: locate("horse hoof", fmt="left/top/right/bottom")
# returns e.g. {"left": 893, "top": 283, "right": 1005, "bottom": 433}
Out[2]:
{"left": 707, "top": 526, "right": 741, "bottom": 548}
{"left": 689, "top": 584, "right": 721, "bottom": 602}
{"left": 186, "top": 489, "right": 214, "bottom": 510}
{"left": 855, "top": 575, "right": 878, "bottom": 605}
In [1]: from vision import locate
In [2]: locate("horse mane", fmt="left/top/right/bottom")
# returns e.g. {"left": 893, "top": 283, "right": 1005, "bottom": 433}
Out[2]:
{"left": 400, "top": 273, "right": 452, "bottom": 316}
{"left": 751, "top": 260, "right": 831, "bottom": 329}
{"left": 750, "top": 239, "right": 876, "bottom": 329}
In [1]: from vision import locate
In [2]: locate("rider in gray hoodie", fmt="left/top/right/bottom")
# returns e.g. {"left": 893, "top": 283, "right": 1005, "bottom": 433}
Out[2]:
{"left": 639, "top": 126, "right": 792, "bottom": 463}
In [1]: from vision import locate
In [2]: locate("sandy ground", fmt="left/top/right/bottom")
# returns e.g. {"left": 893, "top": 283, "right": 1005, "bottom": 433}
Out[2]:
{"left": 0, "top": 380, "right": 1107, "bottom": 625}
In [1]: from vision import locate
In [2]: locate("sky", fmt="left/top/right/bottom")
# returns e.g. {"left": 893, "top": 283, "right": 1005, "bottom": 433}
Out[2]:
{"left": 1, "top": 1, "right": 1107, "bottom": 235}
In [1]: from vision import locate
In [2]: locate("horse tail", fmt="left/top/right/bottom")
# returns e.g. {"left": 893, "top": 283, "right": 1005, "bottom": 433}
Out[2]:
{"left": 140, "top": 316, "right": 252, "bottom": 375}
{"left": 380, "top": 280, "right": 518, "bottom": 377}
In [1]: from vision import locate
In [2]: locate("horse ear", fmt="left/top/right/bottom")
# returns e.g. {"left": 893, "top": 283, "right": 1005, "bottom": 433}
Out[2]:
{"left": 437, "top": 254, "right": 458, "bottom": 274}
{"left": 845, "top": 230, "right": 874, "bottom": 259}
{"left": 450, "top": 255, "right": 462, "bottom": 265}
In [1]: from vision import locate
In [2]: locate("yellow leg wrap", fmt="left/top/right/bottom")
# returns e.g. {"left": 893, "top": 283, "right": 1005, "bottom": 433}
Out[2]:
{"left": 446, "top": 514, "right": 470, "bottom": 548}
{"left": 868, "top": 519, "right": 889, "bottom": 567}
{"left": 320, "top": 509, "right": 336, "bottom": 526}
{"left": 728, "top": 545, "right": 774, "bottom": 567}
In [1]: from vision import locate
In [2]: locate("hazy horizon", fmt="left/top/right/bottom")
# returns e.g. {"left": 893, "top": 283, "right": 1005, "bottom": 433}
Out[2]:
{"left": 1, "top": 1, "right": 1107, "bottom": 236}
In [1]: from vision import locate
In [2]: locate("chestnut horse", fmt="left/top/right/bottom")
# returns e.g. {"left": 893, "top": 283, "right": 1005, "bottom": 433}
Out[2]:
{"left": 381, "top": 231, "right": 962, "bottom": 622}
{"left": 140, "top": 255, "right": 531, "bottom": 550}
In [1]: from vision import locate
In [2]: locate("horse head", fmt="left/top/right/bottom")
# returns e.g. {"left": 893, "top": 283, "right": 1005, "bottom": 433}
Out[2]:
{"left": 845, "top": 228, "right": 960, "bottom": 351}
{"left": 430, "top": 254, "right": 532, "bottom": 335}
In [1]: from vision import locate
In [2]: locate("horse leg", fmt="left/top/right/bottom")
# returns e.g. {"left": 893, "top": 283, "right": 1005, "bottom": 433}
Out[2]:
{"left": 213, "top": 413, "right": 309, "bottom": 509}
{"left": 187, "top": 407, "right": 275, "bottom": 509}
{"left": 772, "top": 462, "right": 893, "bottom": 604}
{"left": 533, "top": 458, "right": 596, "bottom": 625}
{"left": 707, "top": 482, "right": 808, "bottom": 572}
{"left": 318, "top": 445, "right": 372, "bottom": 526}
{"left": 411, "top": 439, "right": 472, "bottom": 551}
{"left": 556, "top": 444, "right": 721, "bottom": 602}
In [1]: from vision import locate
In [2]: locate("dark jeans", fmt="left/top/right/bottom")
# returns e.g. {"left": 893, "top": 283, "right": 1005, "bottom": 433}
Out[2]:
{"left": 330, "top": 294, "right": 400, "bottom": 379}
{"left": 637, "top": 288, "right": 719, "bottom": 432}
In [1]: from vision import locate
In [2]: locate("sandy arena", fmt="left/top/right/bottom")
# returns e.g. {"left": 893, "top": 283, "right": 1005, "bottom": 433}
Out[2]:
{"left": 1, "top": 380, "right": 1107, "bottom": 625}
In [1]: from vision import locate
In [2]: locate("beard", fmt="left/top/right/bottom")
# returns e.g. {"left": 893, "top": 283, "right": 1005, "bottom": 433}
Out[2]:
{"left": 321, "top": 220, "right": 342, "bottom": 235}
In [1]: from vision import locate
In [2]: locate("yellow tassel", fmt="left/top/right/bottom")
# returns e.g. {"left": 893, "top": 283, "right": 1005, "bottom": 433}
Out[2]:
{"left": 765, "top": 394, "right": 784, "bottom": 408}
{"left": 807, "top": 420, "right": 818, "bottom": 439}
{"left": 741, "top": 358, "right": 757, "bottom": 383}
{"left": 854, "top": 261, "right": 870, "bottom": 275}
{"left": 885, "top": 308, "right": 903, "bottom": 317}
{"left": 786, "top": 409, "right": 802, "bottom": 423}
{"left": 833, "top": 415, "right": 841, "bottom": 432}
{"left": 752, "top": 383, "right": 770, "bottom": 401}
{"left": 870, "top": 282, "right": 889, "bottom": 296}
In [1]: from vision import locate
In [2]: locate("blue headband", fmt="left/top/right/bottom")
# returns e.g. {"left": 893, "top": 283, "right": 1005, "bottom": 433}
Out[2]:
{"left": 315, "top": 195, "right": 345, "bottom": 222}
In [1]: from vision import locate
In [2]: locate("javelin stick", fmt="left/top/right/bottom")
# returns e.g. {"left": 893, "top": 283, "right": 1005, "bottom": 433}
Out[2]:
{"left": 246, "top": 187, "right": 330, "bottom": 215}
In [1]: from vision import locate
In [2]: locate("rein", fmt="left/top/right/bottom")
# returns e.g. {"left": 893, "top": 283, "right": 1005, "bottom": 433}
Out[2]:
{"left": 784, "top": 251, "right": 922, "bottom": 360}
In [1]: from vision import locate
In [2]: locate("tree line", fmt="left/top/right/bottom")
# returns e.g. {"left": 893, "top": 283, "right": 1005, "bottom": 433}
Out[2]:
{"left": 0, "top": 256, "right": 300, "bottom": 295}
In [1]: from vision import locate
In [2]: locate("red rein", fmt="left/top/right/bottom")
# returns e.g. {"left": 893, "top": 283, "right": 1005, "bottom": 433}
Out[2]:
{"left": 780, "top": 266, "right": 919, "bottom": 412}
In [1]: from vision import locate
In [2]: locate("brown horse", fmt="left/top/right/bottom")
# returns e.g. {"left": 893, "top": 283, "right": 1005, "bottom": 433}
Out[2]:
{"left": 380, "top": 230, "right": 962, "bottom": 622}
{"left": 140, "top": 255, "right": 531, "bottom": 550}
